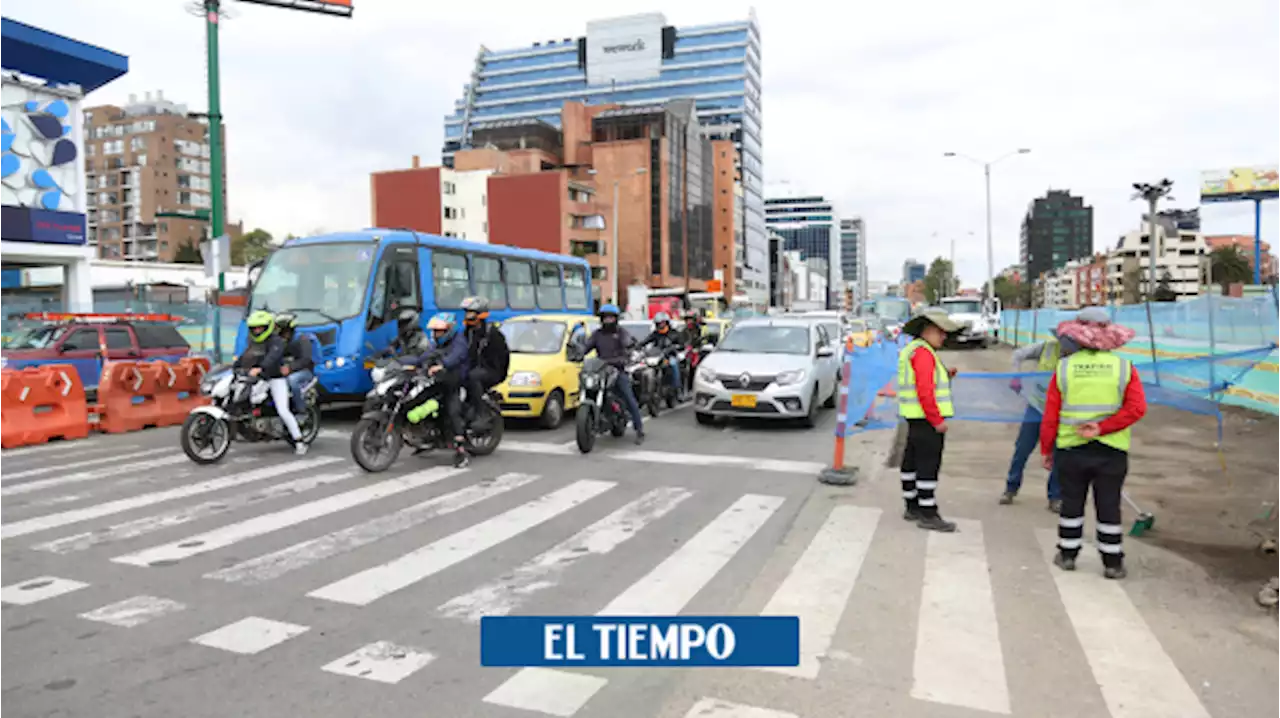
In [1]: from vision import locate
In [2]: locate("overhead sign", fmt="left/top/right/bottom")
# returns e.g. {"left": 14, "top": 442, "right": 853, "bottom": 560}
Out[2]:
{"left": 1200, "top": 165, "right": 1279, "bottom": 203}
{"left": 1, "top": 205, "right": 85, "bottom": 244}
{"left": 586, "top": 13, "right": 664, "bottom": 86}
{"left": 236, "top": 0, "right": 353, "bottom": 17}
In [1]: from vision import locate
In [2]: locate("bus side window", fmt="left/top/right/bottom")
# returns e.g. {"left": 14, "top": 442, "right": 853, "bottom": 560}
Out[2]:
{"left": 564, "top": 264, "right": 588, "bottom": 310}
{"left": 535, "top": 262, "right": 563, "bottom": 310}
{"left": 472, "top": 255, "right": 507, "bottom": 309}
{"left": 432, "top": 251, "right": 470, "bottom": 309}
{"left": 506, "top": 260, "right": 536, "bottom": 310}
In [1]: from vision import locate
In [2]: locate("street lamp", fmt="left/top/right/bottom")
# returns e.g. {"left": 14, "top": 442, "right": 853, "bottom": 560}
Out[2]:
{"left": 943, "top": 148, "right": 1031, "bottom": 310}
{"left": 588, "top": 167, "right": 647, "bottom": 305}
{"left": 1131, "top": 179, "right": 1174, "bottom": 299}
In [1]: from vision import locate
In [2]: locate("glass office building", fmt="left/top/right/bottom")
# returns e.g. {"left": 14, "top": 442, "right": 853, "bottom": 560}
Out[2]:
{"left": 442, "top": 11, "right": 767, "bottom": 304}
{"left": 765, "top": 195, "right": 840, "bottom": 309}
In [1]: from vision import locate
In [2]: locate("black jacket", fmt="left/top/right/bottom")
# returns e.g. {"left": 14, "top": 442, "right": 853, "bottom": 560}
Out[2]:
{"left": 466, "top": 323, "right": 510, "bottom": 378}
{"left": 640, "top": 328, "right": 682, "bottom": 354}
{"left": 283, "top": 334, "right": 315, "bottom": 373}
{"left": 583, "top": 327, "right": 635, "bottom": 368}
{"left": 386, "top": 328, "right": 429, "bottom": 358}
{"left": 234, "top": 334, "right": 287, "bottom": 378}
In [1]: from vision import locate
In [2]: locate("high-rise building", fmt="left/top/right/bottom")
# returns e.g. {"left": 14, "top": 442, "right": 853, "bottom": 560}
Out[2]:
{"left": 441, "top": 11, "right": 767, "bottom": 305}
{"left": 839, "top": 216, "right": 865, "bottom": 301}
{"left": 1019, "top": 189, "right": 1093, "bottom": 280}
{"left": 83, "top": 91, "right": 225, "bottom": 262}
{"left": 902, "top": 258, "right": 925, "bottom": 286}
{"left": 765, "top": 195, "right": 840, "bottom": 309}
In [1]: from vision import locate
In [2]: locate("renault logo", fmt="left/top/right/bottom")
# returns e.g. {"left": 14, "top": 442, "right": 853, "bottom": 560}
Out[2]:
{"left": 738, "top": 373, "right": 751, "bottom": 388}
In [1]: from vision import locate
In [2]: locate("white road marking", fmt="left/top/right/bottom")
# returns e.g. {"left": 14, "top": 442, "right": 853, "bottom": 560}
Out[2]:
{"left": 32, "top": 471, "right": 357, "bottom": 554}
{"left": 111, "top": 467, "right": 460, "bottom": 566}
{"left": 0, "top": 576, "right": 88, "bottom": 605}
{"left": 1036, "top": 530, "right": 1212, "bottom": 718}
{"left": 614, "top": 450, "right": 825, "bottom": 475}
{"left": 912, "top": 519, "right": 1010, "bottom": 714}
{"left": 503, "top": 440, "right": 575, "bottom": 455}
{"left": 191, "top": 616, "right": 309, "bottom": 654}
{"left": 439, "top": 486, "right": 693, "bottom": 622}
{"left": 1, "top": 454, "right": 190, "bottom": 497}
{"left": 1, "top": 457, "right": 342, "bottom": 540}
{"left": 756, "top": 505, "right": 881, "bottom": 680}
{"left": 79, "top": 595, "right": 186, "bottom": 627}
{"left": 321, "top": 641, "right": 435, "bottom": 684}
{"left": 682, "top": 698, "right": 799, "bottom": 718}
{"left": 483, "top": 493, "right": 784, "bottom": 716}
{"left": 206, "top": 472, "right": 538, "bottom": 585}
{"left": 2, "top": 448, "right": 170, "bottom": 481}
{"left": 0, "top": 439, "right": 120, "bottom": 461}
{"left": 308, "top": 480, "right": 615, "bottom": 606}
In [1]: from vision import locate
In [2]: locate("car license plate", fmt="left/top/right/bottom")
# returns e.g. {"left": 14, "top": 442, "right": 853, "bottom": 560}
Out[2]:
{"left": 731, "top": 394, "right": 757, "bottom": 409}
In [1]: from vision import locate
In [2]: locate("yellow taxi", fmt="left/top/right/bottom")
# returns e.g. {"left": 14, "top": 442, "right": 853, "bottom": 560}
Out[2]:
{"left": 493, "top": 313, "right": 598, "bottom": 429}
{"left": 844, "top": 318, "right": 877, "bottom": 350}
{"left": 700, "top": 317, "right": 732, "bottom": 343}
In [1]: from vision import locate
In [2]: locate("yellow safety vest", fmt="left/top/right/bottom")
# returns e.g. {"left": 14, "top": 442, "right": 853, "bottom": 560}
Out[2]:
{"left": 897, "top": 338, "right": 954, "bottom": 419}
{"left": 1055, "top": 350, "right": 1132, "bottom": 452}
{"left": 1026, "top": 339, "right": 1062, "bottom": 413}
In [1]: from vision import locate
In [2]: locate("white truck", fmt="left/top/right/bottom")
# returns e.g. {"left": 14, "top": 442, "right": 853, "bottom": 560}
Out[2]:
{"left": 939, "top": 296, "right": 1001, "bottom": 348}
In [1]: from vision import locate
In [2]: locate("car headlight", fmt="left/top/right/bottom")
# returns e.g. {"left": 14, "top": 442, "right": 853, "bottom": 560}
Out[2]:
{"left": 776, "top": 369, "right": 806, "bottom": 386}
{"left": 696, "top": 365, "right": 717, "bottom": 383}
{"left": 509, "top": 371, "right": 541, "bottom": 387}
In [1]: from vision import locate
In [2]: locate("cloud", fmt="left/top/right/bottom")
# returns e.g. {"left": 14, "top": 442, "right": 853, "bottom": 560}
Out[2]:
{"left": 6, "top": 0, "right": 1277, "bottom": 290}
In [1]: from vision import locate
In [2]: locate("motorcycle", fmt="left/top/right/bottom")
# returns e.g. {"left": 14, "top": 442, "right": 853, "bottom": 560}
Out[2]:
{"left": 180, "top": 366, "right": 321, "bottom": 465}
{"left": 631, "top": 345, "right": 663, "bottom": 417}
{"left": 349, "top": 358, "right": 504, "bottom": 473}
{"left": 685, "top": 335, "right": 717, "bottom": 393}
{"left": 653, "top": 347, "right": 685, "bottom": 409}
{"left": 574, "top": 356, "right": 632, "bottom": 454}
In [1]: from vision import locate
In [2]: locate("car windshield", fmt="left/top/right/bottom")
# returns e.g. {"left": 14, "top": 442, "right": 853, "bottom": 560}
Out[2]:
{"left": 716, "top": 325, "right": 810, "bottom": 355}
{"left": 5, "top": 325, "right": 61, "bottom": 349}
{"left": 943, "top": 300, "right": 983, "bottom": 314}
{"left": 821, "top": 322, "right": 840, "bottom": 339}
{"left": 247, "top": 242, "right": 376, "bottom": 322}
{"left": 500, "top": 321, "right": 567, "bottom": 354}
{"left": 849, "top": 320, "right": 866, "bottom": 332}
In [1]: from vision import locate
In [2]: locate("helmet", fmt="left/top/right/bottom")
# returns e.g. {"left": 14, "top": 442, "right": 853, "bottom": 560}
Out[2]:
{"left": 427, "top": 312, "right": 457, "bottom": 341}
{"left": 247, "top": 310, "right": 274, "bottom": 343}
{"left": 654, "top": 311, "right": 670, "bottom": 332}
{"left": 461, "top": 296, "right": 490, "bottom": 325}
{"left": 598, "top": 304, "right": 620, "bottom": 318}
{"left": 274, "top": 312, "right": 298, "bottom": 334}
{"left": 396, "top": 307, "right": 420, "bottom": 333}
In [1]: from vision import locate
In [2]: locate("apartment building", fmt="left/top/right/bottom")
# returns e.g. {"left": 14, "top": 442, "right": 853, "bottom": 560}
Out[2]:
{"left": 1106, "top": 216, "right": 1206, "bottom": 302}
{"left": 370, "top": 158, "right": 492, "bottom": 242}
{"left": 83, "top": 91, "right": 223, "bottom": 262}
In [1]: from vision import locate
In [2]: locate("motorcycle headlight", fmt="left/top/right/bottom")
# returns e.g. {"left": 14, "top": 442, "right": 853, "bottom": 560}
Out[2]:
{"left": 645, "top": 357, "right": 661, "bottom": 366}
{"left": 582, "top": 374, "right": 599, "bottom": 389}
{"left": 370, "top": 366, "right": 388, "bottom": 383}
{"left": 776, "top": 369, "right": 806, "bottom": 386}
{"left": 509, "top": 371, "right": 541, "bottom": 387}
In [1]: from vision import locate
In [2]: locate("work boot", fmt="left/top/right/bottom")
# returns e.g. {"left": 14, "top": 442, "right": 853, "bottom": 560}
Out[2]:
{"left": 903, "top": 507, "right": 922, "bottom": 521}
{"left": 452, "top": 447, "right": 470, "bottom": 469}
{"left": 1048, "top": 499, "right": 1063, "bottom": 513}
{"left": 1103, "top": 565, "right": 1127, "bottom": 580}
{"left": 916, "top": 514, "right": 957, "bottom": 532}
{"left": 1053, "top": 553, "right": 1076, "bottom": 571}
{"left": 999, "top": 491, "right": 1016, "bottom": 505}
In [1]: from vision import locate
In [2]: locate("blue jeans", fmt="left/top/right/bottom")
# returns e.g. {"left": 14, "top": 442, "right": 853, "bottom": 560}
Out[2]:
{"left": 612, "top": 369, "right": 644, "bottom": 434}
{"left": 1006, "top": 405, "right": 1060, "bottom": 500}
{"left": 666, "top": 358, "right": 682, "bottom": 393}
{"left": 285, "top": 369, "right": 314, "bottom": 414}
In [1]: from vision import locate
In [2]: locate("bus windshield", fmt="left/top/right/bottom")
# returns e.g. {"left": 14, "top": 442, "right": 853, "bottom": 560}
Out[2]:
{"left": 247, "top": 242, "right": 376, "bottom": 323}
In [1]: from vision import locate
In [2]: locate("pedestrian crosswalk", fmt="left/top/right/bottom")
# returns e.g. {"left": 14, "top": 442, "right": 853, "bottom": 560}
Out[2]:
{"left": 0, "top": 437, "right": 1219, "bottom": 718}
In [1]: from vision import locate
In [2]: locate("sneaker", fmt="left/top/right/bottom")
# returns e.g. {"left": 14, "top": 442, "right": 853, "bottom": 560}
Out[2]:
{"left": 999, "top": 491, "right": 1016, "bottom": 505}
{"left": 634, "top": 431, "right": 646, "bottom": 446}
{"left": 1103, "top": 565, "right": 1127, "bottom": 580}
{"left": 452, "top": 450, "right": 470, "bottom": 469}
{"left": 916, "top": 514, "right": 957, "bottom": 532}
{"left": 903, "top": 507, "right": 922, "bottom": 521}
{"left": 294, "top": 442, "right": 309, "bottom": 456}
{"left": 1053, "top": 553, "right": 1077, "bottom": 571}
{"left": 1048, "top": 499, "right": 1063, "bottom": 513}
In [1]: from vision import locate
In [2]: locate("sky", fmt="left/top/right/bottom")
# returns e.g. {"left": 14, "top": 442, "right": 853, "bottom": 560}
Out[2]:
{"left": 6, "top": 0, "right": 1279, "bottom": 289}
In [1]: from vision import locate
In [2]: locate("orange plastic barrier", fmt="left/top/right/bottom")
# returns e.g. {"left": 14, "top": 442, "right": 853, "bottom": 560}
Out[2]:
{"left": 159, "top": 357, "right": 212, "bottom": 424}
{"left": 96, "top": 361, "right": 164, "bottom": 433}
{"left": 0, "top": 364, "right": 91, "bottom": 449}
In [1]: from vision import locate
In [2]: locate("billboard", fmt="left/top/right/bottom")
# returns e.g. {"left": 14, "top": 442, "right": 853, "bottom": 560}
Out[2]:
{"left": 586, "top": 13, "right": 664, "bottom": 86}
{"left": 2, "top": 80, "right": 85, "bottom": 214}
{"left": 237, "top": 0, "right": 353, "bottom": 17}
{"left": 1200, "top": 165, "right": 1279, "bottom": 203}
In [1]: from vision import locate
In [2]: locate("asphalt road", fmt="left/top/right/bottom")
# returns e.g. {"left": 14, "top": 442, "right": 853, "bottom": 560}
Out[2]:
{"left": 2, "top": 361, "right": 1276, "bottom": 718}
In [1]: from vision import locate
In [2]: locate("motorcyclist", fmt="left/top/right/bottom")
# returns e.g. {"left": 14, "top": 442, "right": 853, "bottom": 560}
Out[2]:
{"left": 234, "top": 310, "right": 307, "bottom": 454}
{"left": 384, "top": 307, "right": 429, "bottom": 357}
{"left": 579, "top": 304, "right": 644, "bottom": 444}
{"left": 274, "top": 312, "right": 315, "bottom": 415}
{"left": 460, "top": 296, "right": 510, "bottom": 430}
{"left": 639, "top": 312, "right": 685, "bottom": 401}
{"left": 402, "top": 312, "right": 470, "bottom": 468}
{"left": 682, "top": 311, "right": 705, "bottom": 345}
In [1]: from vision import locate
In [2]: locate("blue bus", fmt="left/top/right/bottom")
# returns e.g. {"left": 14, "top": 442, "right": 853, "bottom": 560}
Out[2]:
{"left": 236, "top": 229, "right": 594, "bottom": 401}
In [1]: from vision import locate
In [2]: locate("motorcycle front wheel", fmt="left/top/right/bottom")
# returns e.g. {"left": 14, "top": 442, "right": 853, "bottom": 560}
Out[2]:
{"left": 350, "top": 415, "right": 403, "bottom": 473}
{"left": 181, "top": 412, "right": 232, "bottom": 465}
{"left": 467, "top": 403, "right": 504, "bottom": 456}
{"left": 575, "top": 405, "right": 597, "bottom": 454}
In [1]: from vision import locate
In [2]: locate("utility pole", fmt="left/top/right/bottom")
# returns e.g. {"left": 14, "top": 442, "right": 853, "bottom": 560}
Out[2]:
{"left": 944, "top": 149, "right": 1031, "bottom": 312}
{"left": 204, "top": 0, "right": 226, "bottom": 362}
{"left": 1132, "top": 179, "right": 1174, "bottom": 299}
{"left": 949, "top": 238, "right": 956, "bottom": 296}
{"left": 611, "top": 180, "right": 619, "bottom": 305}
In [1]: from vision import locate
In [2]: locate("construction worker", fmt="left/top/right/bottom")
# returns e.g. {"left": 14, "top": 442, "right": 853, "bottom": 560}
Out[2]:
{"left": 896, "top": 307, "right": 963, "bottom": 532}
{"left": 1040, "top": 306, "right": 1147, "bottom": 579}
{"left": 1001, "top": 327, "right": 1081, "bottom": 511}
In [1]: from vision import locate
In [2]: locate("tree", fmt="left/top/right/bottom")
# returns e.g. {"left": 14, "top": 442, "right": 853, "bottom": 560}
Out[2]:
{"left": 987, "top": 275, "right": 1032, "bottom": 308}
{"left": 232, "top": 228, "right": 274, "bottom": 266}
{"left": 1153, "top": 270, "right": 1178, "bottom": 302}
{"left": 923, "top": 257, "right": 957, "bottom": 304}
{"left": 1121, "top": 267, "right": 1143, "bottom": 304}
{"left": 1209, "top": 245, "right": 1253, "bottom": 287}
{"left": 173, "top": 241, "right": 203, "bottom": 264}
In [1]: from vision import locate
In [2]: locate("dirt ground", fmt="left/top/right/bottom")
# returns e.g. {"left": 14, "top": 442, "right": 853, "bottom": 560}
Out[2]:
{"left": 939, "top": 346, "right": 1279, "bottom": 598}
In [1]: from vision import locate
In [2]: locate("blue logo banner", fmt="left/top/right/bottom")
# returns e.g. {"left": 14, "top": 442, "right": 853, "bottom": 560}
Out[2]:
{"left": 479, "top": 616, "right": 800, "bottom": 668}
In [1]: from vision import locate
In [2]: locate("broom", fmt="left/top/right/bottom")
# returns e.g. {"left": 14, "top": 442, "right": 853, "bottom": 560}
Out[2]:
{"left": 1122, "top": 491, "right": 1155, "bottom": 536}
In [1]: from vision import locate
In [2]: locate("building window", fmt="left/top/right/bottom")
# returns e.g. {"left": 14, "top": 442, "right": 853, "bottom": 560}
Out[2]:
{"left": 444, "top": 206, "right": 458, "bottom": 220}
{"left": 443, "top": 181, "right": 456, "bottom": 195}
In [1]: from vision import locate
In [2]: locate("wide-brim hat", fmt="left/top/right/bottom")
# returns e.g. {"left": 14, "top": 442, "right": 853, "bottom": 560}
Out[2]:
{"left": 903, "top": 307, "right": 963, "bottom": 337}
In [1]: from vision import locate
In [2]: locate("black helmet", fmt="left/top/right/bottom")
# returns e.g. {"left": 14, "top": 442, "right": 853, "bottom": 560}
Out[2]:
{"left": 275, "top": 312, "right": 298, "bottom": 334}
{"left": 396, "top": 307, "right": 420, "bottom": 333}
